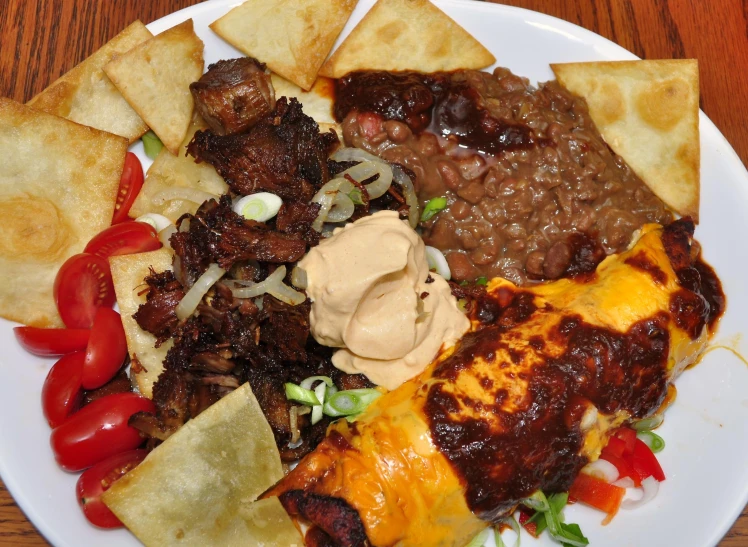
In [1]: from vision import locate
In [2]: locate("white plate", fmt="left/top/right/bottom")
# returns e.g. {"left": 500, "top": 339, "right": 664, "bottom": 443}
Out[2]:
{"left": 1, "top": 1, "right": 747, "bottom": 546}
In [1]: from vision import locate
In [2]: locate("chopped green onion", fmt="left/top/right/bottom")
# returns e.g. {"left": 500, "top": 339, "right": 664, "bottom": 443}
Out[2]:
{"left": 637, "top": 430, "right": 665, "bottom": 453}
{"left": 311, "top": 381, "right": 328, "bottom": 425}
{"left": 233, "top": 192, "right": 283, "bottom": 222}
{"left": 420, "top": 196, "right": 447, "bottom": 222}
{"left": 632, "top": 414, "right": 664, "bottom": 431}
{"left": 284, "top": 383, "right": 321, "bottom": 406}
{"left": 522, "top": 491, "right": 550, "bottom": 512}
{"left": 459, "top": 280, "right": 469, "bottom": 287}
{"left": 476, "top": 276, "right": 488, "bottom": 286}
{"left": 494, "top": 516, "right": 520, "bottom": 547}
{"left": 300, "top": 376, "right": 333, "bottom": 391}
{"left": 142, "top": 130, "right": 163, "bottom": 159}
{"left": 465, "top": 528, "right": 490, "bottom": 547}
{"left": 348, "top": 188, "right": 365, "bottom": 205}
{"left": 323, "top": 388, "right": 381, "bottom": 417}
{"left": 522, "top": 491, "right": 588, "bottom": 547}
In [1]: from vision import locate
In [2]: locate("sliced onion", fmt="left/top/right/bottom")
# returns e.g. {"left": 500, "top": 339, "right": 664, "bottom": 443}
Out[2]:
{"left": 341, "top": 160, "right": 392, "bottom": 199}
{"left": 153, "top": 188, "right": 219, "bottom": 205}
{"left": 613, "top": 477, "right": 635, "bottom": 489}
{"left": 291, "top": 266, "right": 308, "bottom": 289}
{"left": 331, "top": 146, "right": 385, "bottom": 165}
{"left": 135, "top": 213, "right": 172, "bottom": 232}
{"left": 393, "top": 165, "right": 419, "bottom": 228}
{"left": 312, "top": 178, "right": 354, "bottom": 230}
{"left": 581, "top": 459, "right": 619, "bottom": 483}
{"left": 228, "top": 266, "right": 306, "bottom": 305}
{"left": 175, "top": 263, "right": 226, "bottom": 320}
{"left": 425, "top": 246, "right": 451, "bottom": 280}
{"left": 158, "top": 224, "right": 177, "bottom": 249}
{"left": 325, "top": 190, "right": 356, "bottom": 223}
{"left": 621, "top": 476, "right": 659, "bottom": 510}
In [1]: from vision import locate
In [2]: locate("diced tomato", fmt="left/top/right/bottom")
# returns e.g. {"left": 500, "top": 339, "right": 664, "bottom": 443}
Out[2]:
{"left": 53, "top": 253, "right": 116, "bottom": 329}
{"left": 84, "top": 222, "right": 160, "bottom": 259}
{"left": 613, "top": 427, "right": 637, "bottom": 456}
{"left": 631, "top": 438, "right": 666, "bottom": 482}
{"left": 112, "top": 152, "right": 145, "bottom": 224}
{"left": 76, "top": 449, "right": 147, "bottom": 528}
{"left": 82, "top": 308, "right": 128, "bottom": 390}
{"left": 14, "top": 327, "right": 89, "bottom": 356}
{"left": 569, "top": 472, "right": 625, "bottom": 519}
{"left": 42, "top": 351, "right": 85, "bottom": 428}
{"left": 599, "top": 451, "right": 643, "bottom": 487}
{"left": 50, "top": 392, "right": 155, "bottom": 472}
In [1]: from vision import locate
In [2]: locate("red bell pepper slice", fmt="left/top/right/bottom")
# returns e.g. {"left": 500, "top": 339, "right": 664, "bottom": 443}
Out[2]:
{"left": 569, "top": 472, "right": 626, "bottom": 521}
{"left": 613, "top": 427, "right": 637, "bottom": 456}
{"left": 631, "top": 438, "right": 666, "bottom": 482}
{"left": 601, "top": 436, "right": 627, "bottom": 459}
{"left": 517, "top": 506, "right": 539, "bottom": 537}
{"left": 599, "top": 451, "right": 643, "bottom": 486}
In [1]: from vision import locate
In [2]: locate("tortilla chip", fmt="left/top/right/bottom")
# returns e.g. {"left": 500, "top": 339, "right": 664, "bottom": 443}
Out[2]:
{"left": 210, "top": 0, "right": 358, "bottom": 90}
{"left": 238, "top": 497, "right": 304, "bottom": 547}
{"left": 129, "top": 114, "right": 228, "bottom": 222}
{"left": 270, "top": 73, "right": 340, "bottom": 133}
{"left": 104, "top": 20, "right": 204, "bottom": 155}
{"left": 552, "top": 60, "right": 700, "bottom": 220}
{"left": 319, "top": 0, "right": 495, "bottom": 78}
{"left": 110, "top": 249, "right": 173, "bottom": 398}
{"left": 0, "top": 98, "right": 127, "bottom": 327}
{"left": 102, "top": 382, "right": 286, "bottom": 547}
{"left": 27, "top": 21, "right": 152, "bottom": 143}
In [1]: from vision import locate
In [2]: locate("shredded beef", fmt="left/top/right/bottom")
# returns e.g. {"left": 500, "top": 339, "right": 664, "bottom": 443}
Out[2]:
{"left": 133, "top": 269, "right": 184, "bottom": 345}
{"left": 187, "top": 97, "right": 339, "bottom": 201}
{"left": 190, "top": 57, "right": 275, "bottom": 136}
{"left": 275, "top": 201, "right": 322, "bottom": 247}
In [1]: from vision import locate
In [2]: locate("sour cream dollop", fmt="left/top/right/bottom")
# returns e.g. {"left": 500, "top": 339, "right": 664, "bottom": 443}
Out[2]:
{"left": 298, "top": 210, "right": 470, "bottom": 390}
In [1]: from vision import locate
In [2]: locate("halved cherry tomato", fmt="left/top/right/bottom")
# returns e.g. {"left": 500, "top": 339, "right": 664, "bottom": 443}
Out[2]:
{"left": 76, "top": 449, "right": 147, "bottom": 528}
{"left": 613, "top": 427, "right": 637, "bottom": 456}
{"left": 82, "top": 308, "right": 128, "bottom": 390}
{"left": 112, "top": 152, "right": 144, "bottom": 224}
{"left": 53, "top": 253, "right": 116, "bottom": 329}
{"left": 569, "top": 472, "right": 625, "bottom": 518}
{"left": 14, "top": 327, "right": 89, "bottom": 356}
{"left": 630, "top": 438, "right": 666, "bottom": 482}
{"left": 42, "top": 351, "right": 85, "bottom": 428}
{"left": 84, "top": 222, "right": 160, "bottom": 259}
{"left": 50, "top": 392, "right": 155, "bottom": 471}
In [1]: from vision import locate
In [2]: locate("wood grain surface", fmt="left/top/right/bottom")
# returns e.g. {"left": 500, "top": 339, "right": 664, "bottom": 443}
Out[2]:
{"left": 0, "top": 0, "right": 746, "bottom": 545}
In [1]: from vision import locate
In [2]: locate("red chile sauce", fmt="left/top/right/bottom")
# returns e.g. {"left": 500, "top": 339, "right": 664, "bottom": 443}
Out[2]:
{"left": 423, "top": 219, "right": 724, "bottom": 521}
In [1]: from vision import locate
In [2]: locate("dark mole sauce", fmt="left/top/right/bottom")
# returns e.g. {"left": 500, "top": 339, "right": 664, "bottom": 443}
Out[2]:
{"left": 424, "top": 219, "right": 725, "bottom": 521}
{"left": 334, "top": 70, "right": 539, "bottom": 155}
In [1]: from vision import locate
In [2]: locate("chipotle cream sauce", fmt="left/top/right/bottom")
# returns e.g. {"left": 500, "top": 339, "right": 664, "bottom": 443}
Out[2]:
{"left": 297, "top": 211, "right": 469, "bottom": 389}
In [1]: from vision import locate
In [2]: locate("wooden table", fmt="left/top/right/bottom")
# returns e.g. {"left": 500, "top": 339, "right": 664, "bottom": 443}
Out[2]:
{"left": 0, "top": 1, "right": 746, "bottom": 545}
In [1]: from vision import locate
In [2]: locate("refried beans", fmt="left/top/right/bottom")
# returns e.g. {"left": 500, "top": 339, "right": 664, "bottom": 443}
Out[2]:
{"left": 335, "top": 68, "right": 673, "bottom": 284}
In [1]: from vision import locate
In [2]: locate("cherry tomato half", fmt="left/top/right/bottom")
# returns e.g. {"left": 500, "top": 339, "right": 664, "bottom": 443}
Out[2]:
{"left": 84, "top": 222, "right": 161, "bottom": 259}
{"left": 53, "top": 253, "right": 116, "bottom": 329}
{"left": 82, "top": 308, "right": 128, "bottom": 390}
{"left": 42, "top": 351, "right": 85, "bottom": 428}
{"left": 50, "top": 392, "right": 155, "bottom": 472}
{"left": 112, "top": 152, "right": 145, "bottom": 224}
{"left": 14, "top": 327, "right": 90, "bottom": 356}
{"left": 76, "top": 449, "right": 148, "bottom": 528}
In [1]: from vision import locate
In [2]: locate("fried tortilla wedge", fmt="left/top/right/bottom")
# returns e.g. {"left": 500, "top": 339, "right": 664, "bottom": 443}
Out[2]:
{"left": 210, "top": 0, "right": 358, "bottom": 90}
{"left": 0, "top": 99, "right": 127, "bottom": 327}
{"left": 27, "top": 21, "right": 152, "bottom": 143}
{"left": 102, "top": 382, "right": 289, "bottom": 547}
{"left": 110, "top": 249, "right": 173, "bottom": 398}
{"left": 319, "top": 0, "right": 496, "bottom": 78}
{"left": 552, "top": 60, "right": 700, "bottom": 221}
{"left": 129, "top": 113, "right": 228, "bottom": 222}
{"left": 270, "top": 74, "right": 340, "bottom": 133}
{"left": 104, "top": 20, "right": 204, "bottom": 155}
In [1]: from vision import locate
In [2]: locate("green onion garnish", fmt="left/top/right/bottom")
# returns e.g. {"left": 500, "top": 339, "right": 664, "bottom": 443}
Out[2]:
{"left": 494, "top": 516, "right": 520, "bottom": 547}
{"left": 523, "top": 491, "right": 588, "bottom": 547}
{"left": 420, "top": 196, "right": 448, "bottom": 222}
{"left": 632, "top": 414, "right": 664, "bottom": 431}
{"left": 284, "top": 383, "right": 321, "bottom": 406}
{"left": 348, "top": 188, "right": 365, "bottom": 205}
{"left": 323, "top": 389, "right": 382, "bottom": 417}
{"left": 465, "top": 528, "right": 490, "bottom": 547}
{"left": 637, "top": 431, "right": 665, "bottom": 453}
{"left": 522, "top": 491, "right": 550, "bottom": 512}
{"left": 476, "top": 276, "right": 488, "bottom": 286}
{"left": 142, "top": 130, "right": 163, "bottom": 159}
